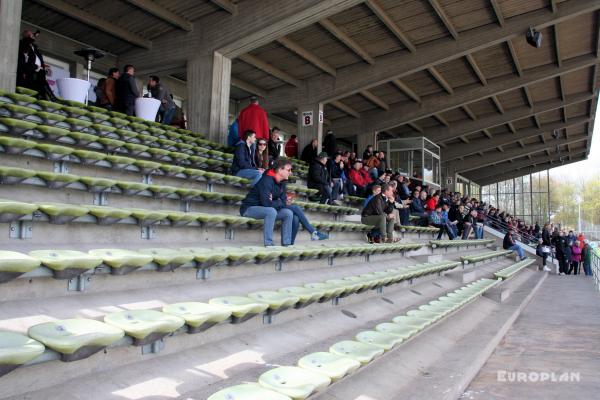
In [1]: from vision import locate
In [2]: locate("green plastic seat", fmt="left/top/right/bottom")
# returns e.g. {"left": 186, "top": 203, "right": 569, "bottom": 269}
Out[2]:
{"left": 0, "top": 116, "right": 38, "bottom": 134}
{"left": 160, "top": 164, "right": 186, "bottom": 176}
{"left": 62, "top": 99, "right": 87, "bottom": 108}
{"left": 207, "top": 383, "right": 292, "bottom": 400}
{"left": 86, "top": 205, "right": 132, "bottom": 225}
{"left": 108, "top": 117, "right": 129, "bottom": 127}
{"left": 28, "top": 319, "right": 123, "bottom": 361}
{"left": 37, "top": 202, "right": 89, "bottom": 224}
{"left": 133, "top": 159, "right": 161, "bottom": 174}
{"left": 297, "top": 352, "right": 360, "bottom": 381}
{"left": 0, "top": 251, "right": 41, "bottom": 283}
{"left": 37, "top": 100, "right": 64, "bottom": 112}
{"left": 34, "top": 143, "right": 74, "bottom": 160}
{"left": 374, "top": 322, "right": 418, "bottom": 339}
{"left": 162, "top": 302, "right": 231, "bottom": 333}
{"left": 0, "top": 136, "right": 37, "bottom": 153}
{"left": 179, "top": 247, "right": 227, "bottom": 268}
{"left": 278, "top": 286, "right": 323, "bottom": 306}
{"left": 208, "top": 296, "right": 269, "bottom": 322}
{"left": 29, "top": 250, "right": 103, "bottom": 279}
{"left": 138, "top": 248, "right": 194, "bottom": 271}
{"left": 324, "top": 278, "right": 361, "bottom": 294}
{"left": 79, "top": 176, "right": 117, "bottom": 192}
{"left": 495, "top": 259, "right": 535, "bottom": 280}
{"left": 391, "top": 315, "right": 431, "bottom": 330}
{"left": 165, "top": 211, "right": 200, "bottom": 226}
{"left": 6, "top": 92, "right": 36, "bottom": 105}
{"left": 247, "top": 291, "right": 300, "bottom": 311}
{"left": 0, "top": 331, "right": 45, "bottom": 375}
{"left": 0, "top": 199, "right": 38, "bottom": 222}
{"left": 87, "top": 249, "right": 153, "bottom": 275}
{"left": 128, "top": 208, "right": 169, "bottom": 225}
{"left": 16, "top": 86, "right": 38, "bottom": 96}
{"left": 35, "top": 171, "right": 80, "bottom": 189}
{"left": 123, "top": 142, "right": 149, "bottom": 155}
{"left": 406, "top": 309, "right": 442, "bottom": 322}
{"left": 115, "top": 181, "right": 150, "bottom": 195}
{"left": 304, "top": 282, "right": 345, "bottom": 298}
{"left": 355, "top": 330, "right": 404, "bottom": 350}
{"left": 72, "top": 149, "right": 107, "bottom": 164}
{"left": 258, "top": 366, "right": 331, "bottom": 399}
{"left": 213, "top": 246, "right": 256, "bottom": 265}
{"left": 106, "top": 155, "right": 136, "bottom": 168}
{"left": 329, "top": 340, "right": 384, "bottom": 364}
{"left": 97, "top": 137, "right": 125, "bottom": 151}
{"left": 103, "top": 310, "right": 185, "bottom": 345}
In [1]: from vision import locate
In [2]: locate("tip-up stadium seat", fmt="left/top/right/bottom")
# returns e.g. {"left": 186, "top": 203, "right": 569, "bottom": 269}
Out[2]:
{"left": 72, "top": 149, "right": 107, "bottom": 164}
{"left": 406, "top": 309, "right": 443, "bottom": 323}
{"left": 258, "top": 366, "right": 331, "bottom": 400}
{"left": 179, "top": 247, "right": 228, "bottom": 269}
{"left": 324, "top": 278, "right": 361, "bottom": 296}
{"left": 0, "top": 251, "right": 41, "bottom": 283}
{"left": 247, "top": 291, "right": 300, "bottom": 314}
{"left": 87, "top": 249, "right": 153, "bottom": 275}
{"left": 0, "top": 199, "right": 38, "bottom": 222}
{"left": 213, "top": 247, "right": 258, "bottom": 266}
{"left": 36, "top": 100, "right": 64, "bottom": 112}
{"left": 208, "top": 296, "right": 270, "bottom": 323}
{"left": 277, "top": 286, "right": 324, "bottom": 308}
{"left": 207, "top": 383, "right": 292, "bottom": 400}
{"left": 355, "top": 330, "right": 404, "bottom": 350}
{"left": 0, "top": 166, "right": 36, "bottom": 184}
{"left": 128, "top": 208, "right": 169, "bottom": 225}
{"left": 304, "top": 282, "right": 345, "bottom": 299}
{"left": 1, "top": 116, "right": 38, "bottom": 133}
{"left": 374, "top": 322, "right": 418, "bottom": 339}
{"left": 297, "top": 352, "right": 360, "bottom": 381}
{"left": 86, "top": 205, "right": 132, "bottom": 225}
{"left": 103, "top": 309, "right": 185, "bottom": 346}
{"left": 78, "top": 176, "right": 117, "bottom": 192}
{"left": 6, "top": 92, "right": 36, "bottom": 106}
{"left": 162, "top": 302, "right": 231, "bottom": 333}
{"left": 35, "top": 171, "right": 80, "bottom": 189}
{"left": 137, "top": 248, "right": 195, "bottom": 272}
{"left": 0, "top": 136, "right": 37, "bottom": 154}
{"left": 494, "top": 258, "right": 535, "bottom": 280}
{"left": 37, "top": 202, "right": 89, "bottom": 224}
{"left": 16, "top": 86, "right": 39, "bottom": 97}
{"left": 29, "top": 250, "right": 103, "bottom": 279}
{"left": 27, "top": 318, "right": 124, "bottom": 361}
{"left": 0, "top": 331, "right": 45, "bottom": 377}
{"left": 329, "top": 340, "right": 384, "bottom": 364}
{"left": 35, "top": 143, "right": 74, "bottom": 161}
{"left": 391, "top": 315, "right": 431, "bottom": 330}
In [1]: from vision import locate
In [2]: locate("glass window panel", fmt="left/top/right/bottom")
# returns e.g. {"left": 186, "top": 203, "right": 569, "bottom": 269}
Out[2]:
{"left": 522, "top": 175, "right": 531, "bottom": 192}
{"left": 514, "top": 176, "right": 523, "bottom": 193}
{"left": 413, "top": 150, "right": 423, "bottom": 179}
{"left": 432, "top": 157, "right": 440, "bottom": 185}
{"left": 423, "top": 152, "right": 433, "bottom": 183}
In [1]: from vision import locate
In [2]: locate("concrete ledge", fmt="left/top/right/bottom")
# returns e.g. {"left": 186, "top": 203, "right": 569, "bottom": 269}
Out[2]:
{"left": 483, "top": 286, "right": 511, "bottom": 303}
{"left": 446, "top": 269, "right": 477, "bottom": 283}
{"left": 412, "top": 254, "right": 443, "bottom": 263}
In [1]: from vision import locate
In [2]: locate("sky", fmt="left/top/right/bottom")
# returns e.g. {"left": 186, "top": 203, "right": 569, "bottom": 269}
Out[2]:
{"left": 549, "top": 102, "right": 600, "bottom": 180}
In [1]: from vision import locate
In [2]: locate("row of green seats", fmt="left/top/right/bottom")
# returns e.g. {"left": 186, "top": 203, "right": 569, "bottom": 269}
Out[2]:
{"left": 208, "top": 277, "right": 500, "bottom": 400}
{"left": 0, "top": 260, "right": 456, "bottom": 376}
{"left": 429, "top": 239, "right": 494, "bottom": 248}
{"left": 398, "top": 225, "right": 439, "bottom": 233}
{"left": 494, "top": 258, "right": 535, "bottom": 279}
{"left": 460, "top": 250, "right": 514, "bottom": 264}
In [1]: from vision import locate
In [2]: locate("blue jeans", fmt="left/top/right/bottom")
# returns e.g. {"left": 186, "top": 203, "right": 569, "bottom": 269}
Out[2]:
{"left": 508, "top": 244, "right": 525, "bottom": 259}
{"left": 236, "top": 169, "right": 262, "bottom": 186}
{"left": 162, "top": 106, "right": 176, "bottom": 125}
{"left": 242, "top": 206, "right": 293, "bottom": 246}
{"left": 475, "top": 225, "right": 484, "bottom": 239}
{"left": 286, "top": 204, "right": 315, "bottom": 244}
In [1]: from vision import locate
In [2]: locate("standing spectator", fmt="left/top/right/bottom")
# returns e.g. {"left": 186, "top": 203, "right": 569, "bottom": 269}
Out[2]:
{"left": 285, "top": 134, "right": 298, "bottom": 158}
{"left": 362, "top": 145, "right": 374, "bottom": 161}
{"left": 503, "top": 229, "right": 526, "bottom": 260}
{"left": 582, "top": 240, "right": 593, "bottom": 276}
{"left": 539, "top": 223, "right": 552, "bottom": 272}
{"left": 442, "top": 203, "right": 458, "bottom": 239}
{"left": 255, "top": 138, "right": 269, "bottom": 170}
{"left": 552, "top": 231, "right": 568, "bottom": 275}
{"left": 148, "top": 76, "right": 176, "bottom": 125}
{"left": 98, "top": 67, "right": 119, "bottom": 110}
{"left": 94, "top": 79, "right": 106, "bottom": 106}
{"left": 238, "top": 96, "right": 270, "bottom": 142}
{"left": 323, "top": 130, "right": 337, "bottom": 157}
{"left": 268, "top": 127, "right": 282, "bottom": 163}
{"left": 308, "top": 152, "right": 333, "bottom": 205}
{"left": 361, "top": 184, "right": 398, "bottom": 243}
{"left": 231, "top": 130, "right": 263, "bottom": 186}
{"left": 301, "top": 138, "right": 318, "bottom": 164}
{"left": 568, "top": 241, "right": 582, "bottom": 275}
{"left": 17, "top": 30, "right": 55, "bottom": 100}
{"left": 228, "top": 119, "right": 239, "bottom": 147}
{"left": 376, "top": 151, "right": 386, "bottom": 177}
{"left": 116, "top": 64, "right": 140, "bottom": 116}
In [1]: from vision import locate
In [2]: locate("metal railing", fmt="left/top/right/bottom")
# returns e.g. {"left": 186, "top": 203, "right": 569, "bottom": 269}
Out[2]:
{"left": 463, "top": 206, "right": 539, "bottom": 248}
{"left": 592, "top": 248, "right": 600, "bottom": 291}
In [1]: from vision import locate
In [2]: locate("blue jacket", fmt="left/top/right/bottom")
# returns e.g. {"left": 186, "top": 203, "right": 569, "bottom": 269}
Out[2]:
{"left": 410, "top": 197, "right": 426, "bottom": 214}
{"left": 227, "top": 120, "right": 239, "bottom": 147}
{"left": 240, "top": 173, "right": 287, "bottom": 215}
{"left": 231, "top": 140, "right": 256, "bottom": 175}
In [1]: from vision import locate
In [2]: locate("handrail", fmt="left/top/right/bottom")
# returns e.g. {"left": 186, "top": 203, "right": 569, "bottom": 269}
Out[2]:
{"left": 463, "top": 205, "right": 539, "bottom": 247}
{"left": 593, "top": 248, "right": 600, "bottom": 291}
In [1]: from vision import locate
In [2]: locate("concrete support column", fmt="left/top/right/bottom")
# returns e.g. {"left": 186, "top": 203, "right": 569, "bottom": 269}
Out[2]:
{"left": 297, "top": 102, "right": 324, "bottom": 154}
{"left": 357, "top": 131, "right": 378, "bottom": 157}
{"left": 186, "top": 52, "right": 231, "bottom": 144}
{"left": 0, "top": 0, "right": 23, "bottom": 92}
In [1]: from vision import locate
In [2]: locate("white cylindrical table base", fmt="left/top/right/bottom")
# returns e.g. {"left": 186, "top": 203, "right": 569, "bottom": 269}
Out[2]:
{"left": 56, "top": 78, "right": 90, "bottom": 104}
{"left": 135, "top": 98, "right": 161, "bottom": 122}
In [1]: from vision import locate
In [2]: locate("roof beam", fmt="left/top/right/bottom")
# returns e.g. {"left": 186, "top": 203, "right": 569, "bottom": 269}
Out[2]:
{"left": 319, "top": 18, "right": 375, "bottom": 64}
{"left": 366, "top": 0, "right": 416, "bottom": 52}
{"left": 407, "top": 121, "right": 424, "bottom": 133}
{"left": 551, "top": 0, "right": 559, "bottom": 13}
{"left": 428, "top": 67, "right": 454, "bottom": 94}
{"left": 416, "top": 92, "right": 592, "bottom": 144}
{"left": 360, "top": 90, "right": 390, "bottom": 110}
{"left": 32, "top": 0, "right": 152, "bottom": 49}
{"left": 507, "top": 40, "right": 523, "bottom": 76}
{"left": 210, "top": 0, "right": 238, "bottom": 14}
{"left": 126, "top": 0, "right": 192, "bottom": 31}
{"left": 507, "top": 122, "right": 517, "bottom": 133}
{"left": 491, "top": 95, "right": 505, "bottom": 113}
{"left": 490, "top": 0, "right": 505, "bottom": 26}
{"left": 428, "top": 0, "right": 459, "bottom": 39}
{"left": 434, "top": 113, "right": 450, "bottom": 127}
{"left": 277, "top": 36, "right": 337, "bottom": 76}
{"left": 554, "top": 25, "right": 562, "bottom": 67}
{"left": 231, "top": 76, "right": 267, "bottom": 98}
{"left": 466, "top": 54, "right": 488, "bottom": 85}
{"left": 238, "top": 53, "right": 302, "bottom": 87}
{"left": 392, "top": 79, "right": 421, "bottom": 103}
{"left": 330, "top": 100, "right": 361, "bottom": 118}
{"left": 462, "top": 105, "right": 477, "bottom": 120}
{"left": 442, "top": 115, "right": 590, "bottom": 160}
{"left": 446, "top": 134, "right": 588, "bottom": 173}
{"left": 523, "top": 86, "right": 534, "bottom": 107}
{"left": 265, "top": 0, "right": 600, "bottom": 112}
{"left": 332, "top": 54, "right": 598, "bottom": 136}
{"left": 483, "top": 129, "right": 493, "bottom": 139}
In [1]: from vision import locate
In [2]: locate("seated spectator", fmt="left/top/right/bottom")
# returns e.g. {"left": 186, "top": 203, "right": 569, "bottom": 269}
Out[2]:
{"left": 301, "top": 138, "right": 318, "bottom": 164}
{"left": 268, "top": 127, "right": 281, "bottom": 163}
{"left": 425, "top": 192, "right": 439, "bottom": 212}
{"left": 429, "top": 204, "right": 453, "bottom": 240}
{"left": 360, "top": 164, "right": 374, "bottom": 187}
{"left": 363, "top": 184, "right": 382, "bottom": 208}
{"left": 365, "top": 152, "right": 381, "bottom": 180}
{"left": 327, "top": 152, "right": 345, "bottom": 201}
{"left": 363, "top": 145, "right": 374, "bottom": 161}
{"left": 503, "top": 228, "right": 526, "bottom": 260}
{"left": 448, "top": 203, "right": 465, "bottom": 237}
{"left": 409, "top": 189, "right": 428, "bottom": 226}
{"left": 284, "top": 134, "right": 298, "bottom": 158}
{"left": 308, "top": 152, "right": 334, "bottom": 205}
{"left": 442, "top": 203, "right": 458, "bottom": 239}
{"left": 361, "top": 183, "right": 398, "bottom": 243}
{"left": 231, "top": 130, "right": 263, "bottom": 186}
{"left": 462, "top": 209, "right": 483, "bottom": 239}
{"left": 348, "top": 161, "right": 368, "bottom": 196}
{"left": 255, "top": 138, "right": 269, "bottom": 170}
{"left": 240, "top": 159, "right": 327, "bottom": 247}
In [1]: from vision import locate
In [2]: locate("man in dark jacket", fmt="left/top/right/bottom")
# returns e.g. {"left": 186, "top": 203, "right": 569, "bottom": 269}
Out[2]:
{"left": 268, "top": 127, "right": 282, "bottom": 164}
{"left": 409, "top": 189, "right": 428, "bottom": 226}
{"left": 148, "top": 75, "right": 175, "bottom": 124}
{"left": 361, "top": 183, "right": 398, "bottom": 243}
{"left": 301, "top": 138, "right": 318, "bottom": 164}
{"left": 308, "top": 152, "right": 333, "bottom": 204}
{"left": 17, "top": 30, "right": 54, "bottom": 100}
{"left": 328, "top": 152, "right": 345, "bottom": 203}
{"left": 116, "top": 64, "right": 140, "bottom": 116}
{"left": 231, "top": 130, "right": 263, "bottom": 186}
{"left": 503, "top": 228, "right": 526, "bottom": 260}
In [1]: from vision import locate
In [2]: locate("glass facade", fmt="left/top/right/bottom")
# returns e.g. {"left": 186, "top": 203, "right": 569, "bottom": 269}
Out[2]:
{"left": 378, "top": 137, "right": 441, "bottom": 188}
{"left": 481, "top": 170, "right": 550, "bottom": 225}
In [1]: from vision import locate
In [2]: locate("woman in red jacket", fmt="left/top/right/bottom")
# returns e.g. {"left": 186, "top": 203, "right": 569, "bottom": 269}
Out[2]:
{"left": 425, "top": 193, "right": 440, "bottom": 211}
{"left": 349, "top": 161, "right": 368, "bottom": 196}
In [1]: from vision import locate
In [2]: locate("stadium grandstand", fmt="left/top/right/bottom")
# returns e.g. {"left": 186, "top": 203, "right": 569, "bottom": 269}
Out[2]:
{"left": 0, "top": 1, "right": 599, "bottom": 399}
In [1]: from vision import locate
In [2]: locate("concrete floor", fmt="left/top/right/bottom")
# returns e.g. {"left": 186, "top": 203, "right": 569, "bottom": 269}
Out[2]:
{"left": 463, "top": 274, "right": 600, "bottom": 400}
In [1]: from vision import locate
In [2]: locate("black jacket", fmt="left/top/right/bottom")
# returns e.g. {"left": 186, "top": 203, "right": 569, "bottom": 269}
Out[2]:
{"left": 503, "top": 232, "right": 516, "bottom": 249}
{"left": 240, "top": 173, "right": 286, "bottom": 215}
{"left": 308, "top": 160, "right": 329, "bottom": 188}
{"left": 362, "top": 193, "right": 394, "bottom": 217}
{"left": 328, "top": 159, "right": 343, "bottom": 179}
{"left": 301, "top": 144, "right": 318, "bottom": 164}
{"left": 116, "top": 72, "right": 140, "bottom": 110}
{"left": 463, "top": 214, "right": 478, "bottom": 226}
{"left": 231, "top": 140, "right": 257, "bottom": 175}
{"left": 542, "top": 228, "right": 551, "bottom": 246}
{"left": 268, "top": 139, "right": 281, "bottom": 160}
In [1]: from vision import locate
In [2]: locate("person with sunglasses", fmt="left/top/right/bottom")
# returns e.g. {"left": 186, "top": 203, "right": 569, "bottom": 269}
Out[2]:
{"left": 255, "top": 139, "right": 269, "bottom": 170}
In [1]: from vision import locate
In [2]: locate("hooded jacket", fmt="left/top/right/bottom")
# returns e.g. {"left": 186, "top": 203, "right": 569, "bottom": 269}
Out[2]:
{"left": 231, "top": 140, "right": 257, "bottom": 175}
